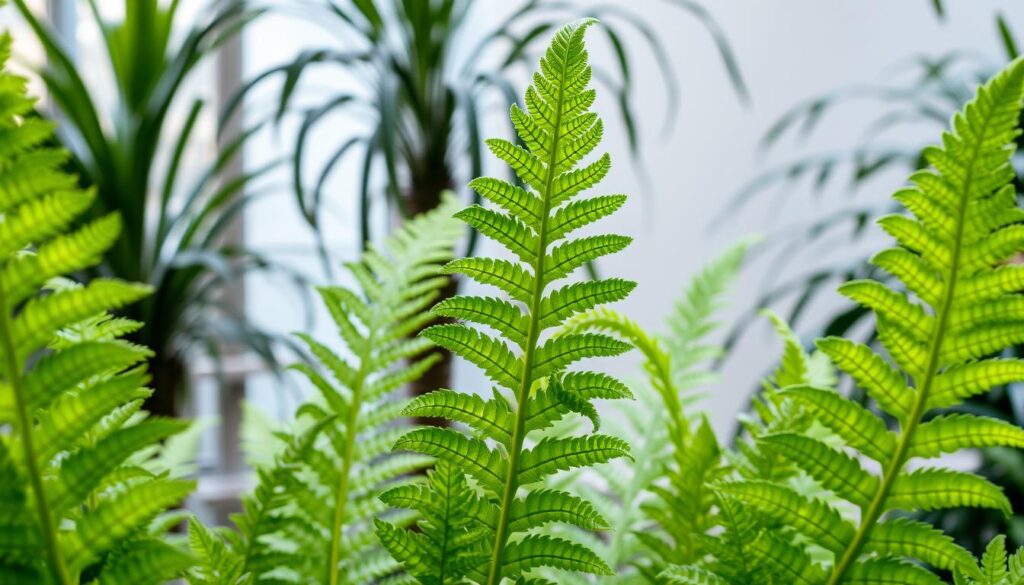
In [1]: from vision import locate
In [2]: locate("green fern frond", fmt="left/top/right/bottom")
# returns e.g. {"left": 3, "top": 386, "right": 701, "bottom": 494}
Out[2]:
{"left": 955, "top": 536, "right": 1024, "bottom": 585}
{"left": 0, "top": 33, "right": 193, "bottom": 585}
{"left": 673, "top": 56, "right": 1024, "bottom": 585}
{"left": 664, "top": 238, "right": 756, "bottom": 385}
{"left": 227, "top": 416, "right": 331, "bottom": 581}
{"left": 375, "top": 462, "right": 490, "bottom": 585}
{"left": 185, "top": 517, "right": 249, "bottom": 585}
{"left": 563, "top": 240, "right": 752, "bottom": 449}
{"left": 809, "top": 55, "right": 1024, "bottom": 585}
{"left": 384, "top": 20, "right": 634, "bottom": 584}
{"left": 223, "top": 196, "right": 462, "bottom": 584}
{"left": 658, "top": 312, "right": 834, "bottom": 585}
{"left": 548, "top": 242, "right": 751, "bottom": 584}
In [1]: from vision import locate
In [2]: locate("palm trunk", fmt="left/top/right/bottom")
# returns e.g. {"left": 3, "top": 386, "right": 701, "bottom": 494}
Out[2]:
{"left": 147, "top": 353, "right": 184, "bottom": 419}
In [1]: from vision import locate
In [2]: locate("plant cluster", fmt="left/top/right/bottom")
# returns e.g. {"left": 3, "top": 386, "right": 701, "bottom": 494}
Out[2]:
{"left": 5, "top": 14, "right": 1024, "bottom": 585}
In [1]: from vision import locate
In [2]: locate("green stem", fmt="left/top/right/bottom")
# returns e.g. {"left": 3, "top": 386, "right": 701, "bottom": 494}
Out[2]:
{"left": 0, "top": 279, "right": 72, "bottom": 585}
{"left": 327, "top": 333, "right": 374, "bottom": 585}
{"left": 825, "top": 104, "right": 985, "bottom": 585}
{"left": 484, "top": 48, "right": 571, "bottom": 585}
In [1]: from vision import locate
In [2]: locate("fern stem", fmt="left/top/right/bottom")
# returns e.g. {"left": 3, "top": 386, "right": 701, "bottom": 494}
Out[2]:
{"left": 825, "top": 99, "right": 987, "bottom": 585}
{"left": 327, "top": 338, "right": 373, "bottom": 585}
{"left": 484, "top": 42, "right": 572, "bottom": 585}
{"left": 586, "top": 316, "right": 687, "bottom": 443}
{"left": 0, "top": 279, "right": 72, "bottom": 585}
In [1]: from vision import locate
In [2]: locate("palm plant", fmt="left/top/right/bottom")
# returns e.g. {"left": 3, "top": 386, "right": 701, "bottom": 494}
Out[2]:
{"left": 10, "top": 0, "right": 290, "bottom": 417}
{"left": 239, "top": 0, "right": 747, "bottom": 400}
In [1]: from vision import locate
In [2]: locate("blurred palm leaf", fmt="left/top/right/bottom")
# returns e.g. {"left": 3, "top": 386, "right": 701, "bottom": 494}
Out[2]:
{"left": 724, "top": 47, "right": 1009, "bottom": 345}
{"left": 12, "top": 0, "right": 307, "bottom": 416}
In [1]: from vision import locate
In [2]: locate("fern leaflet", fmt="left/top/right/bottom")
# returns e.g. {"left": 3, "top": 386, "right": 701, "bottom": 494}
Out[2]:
{"left": 955, "top": 536, "right": 1024, "bottom": 585}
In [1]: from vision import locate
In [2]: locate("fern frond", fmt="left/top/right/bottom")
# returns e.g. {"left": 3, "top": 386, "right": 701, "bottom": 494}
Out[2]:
{"left": 541, "top": 242, "right": 751, "bottom": 583}
{"left": 659, "top": 312, "right": 834, "bottom": 585}
{"left": 376, "top": 462, "right": 490, "bottom": 585}
{"left": 185, "top": 517, "right": 247, "bottom": 585}
{"left": 677, "top": 56, "right": 1024, "bottom": 585}
{"left": 955, "top": 536, "right": 1024, "bottom": 585}
{"left": 0, "top": 33, "right": 192, "bottom": 584}
{"left": 800, "top": 55, "right": 1024, "bottom": 584}
{"left": 563, "top": 239, "right": 753, "bottom": 450}
{"left": 386, "top": 20, "right": 634, "bottom": 584}
{"left": 223, "top": 196, "right": 462, "bottom": 584}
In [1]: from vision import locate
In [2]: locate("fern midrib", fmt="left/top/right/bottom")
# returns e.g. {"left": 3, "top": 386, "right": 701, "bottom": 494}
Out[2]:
{"left": 588, "top": 314, "right": 687, "bottom": 443}
{"left": 825, "top": 108, "right": 991, "bottom": 585}
{"left": 0, "top": 278, "right": 72, "bottom": 585}
{"left": 484, "top": 52, "right": 573, "bottom": 585}
{"left": 716, "top": 497, "right": 755, "bottom": 579}
{"left": 328, "top": 326, "right": 376, "bottom": 585}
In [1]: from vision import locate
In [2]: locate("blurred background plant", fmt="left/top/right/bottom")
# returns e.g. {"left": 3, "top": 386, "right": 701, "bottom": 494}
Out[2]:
{"left": 235, "top": 0, "right": 748, "bottom": 400}
{"left": 722, "top": 1, "right": 1024, "bottom": 551}
{"left": 11, "top": 0, "right": 308, "bottom": 418}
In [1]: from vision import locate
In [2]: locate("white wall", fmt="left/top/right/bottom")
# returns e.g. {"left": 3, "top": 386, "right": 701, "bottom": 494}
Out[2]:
{"left": 243, "top": 1, "right": 1024, "bottom": 437}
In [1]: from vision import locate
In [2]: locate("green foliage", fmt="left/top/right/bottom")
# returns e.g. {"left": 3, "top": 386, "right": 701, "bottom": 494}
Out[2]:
{"left": 0, "top": 34, "right": 192, "bottom": 584}
{"left": 655, "top": 312, "right": 830, "bottom": 585}
{"left": 566, "top": 239, "right": 753, "bottom": 447}
{"left": 381, "top": 20, "right": 635, "bottom": 584}
{"left": 730, "top": 13, "right": 1024, "bottom": 553}
{"left": 186, "top": 517, "right": 249, "bottom": 585}
{"left": 375, "top": 462, "right": 490, "bottom": 584}
{"left": 12, "top": 0, "right": 281, "bottom": 416}
{"left": 667, "top": 56, "right": 1024, "bottom": 585}
{"left": 548, "top": 240, "right": 751, "bottom": 584}
{"left": 955, "top": 536, "right": 1024, "bottom": 585}
{"left": 216, "top": 197, "right": 463, "bottom": 584}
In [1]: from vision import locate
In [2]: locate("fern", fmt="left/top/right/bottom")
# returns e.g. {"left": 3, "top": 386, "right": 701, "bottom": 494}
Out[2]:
{"left": 955, "top": 536, "right": 1024, "bottom": 585}
{"left": 551, "top": 240, "right": 750, "bottom": 582}
{"left": 0, "top": 33, "right": 193, "bottom": 584}
{"left": 381, "top": 19, "right": 635, "bottom": 584}
{"left": 511, "top": 241, "right": 746, "bottom": 584}
{"left": 663, "top": 238, "right": 756, "bottom": 395}
{"left": 221, "top": 196, "right": 462, "bottom": 584}
{"left": 655, "top": 312, "right": 832, "bottom": 585}
{"left": 667, "top": 56, "right": 1024, "bottom": 584}
{"left": 186, "top": 517, "right": 249, "bottom": 585}
{"left": 375, "top": 462, "right": 491, "bottom": 584}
